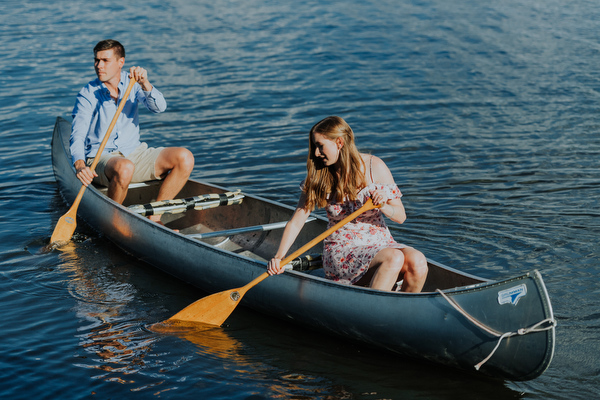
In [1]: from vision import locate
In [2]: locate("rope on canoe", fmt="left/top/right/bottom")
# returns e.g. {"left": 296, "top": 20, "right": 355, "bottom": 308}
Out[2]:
{"left": 436, "top": 288, "right": 556, "bottom": 371}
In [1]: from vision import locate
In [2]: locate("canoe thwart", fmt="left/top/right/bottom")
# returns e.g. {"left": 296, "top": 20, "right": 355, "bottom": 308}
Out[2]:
{"left": 187, "top": 216, "right": 317, "bottom": 240}
{"left": 128, "top": 189, "right": 244, "bottom": 216}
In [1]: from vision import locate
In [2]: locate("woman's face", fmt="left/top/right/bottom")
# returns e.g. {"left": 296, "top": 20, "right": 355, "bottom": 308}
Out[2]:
{"left": 312, "top": 132, "right": 341, "bottom": 167}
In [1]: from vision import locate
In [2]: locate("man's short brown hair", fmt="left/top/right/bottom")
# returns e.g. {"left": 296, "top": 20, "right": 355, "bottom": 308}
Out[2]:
{"left": 93, "top": 39, "right": 125, "bottom": 59}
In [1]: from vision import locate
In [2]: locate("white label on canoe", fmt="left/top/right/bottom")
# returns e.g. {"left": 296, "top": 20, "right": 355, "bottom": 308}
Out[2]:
{"left": 498, "top": 284, "right": 527, "bottom": 306}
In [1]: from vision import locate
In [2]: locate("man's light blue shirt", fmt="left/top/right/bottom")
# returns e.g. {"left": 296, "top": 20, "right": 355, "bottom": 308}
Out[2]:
{"left": 70, "top": 71, "right": 167, "bottom": 165}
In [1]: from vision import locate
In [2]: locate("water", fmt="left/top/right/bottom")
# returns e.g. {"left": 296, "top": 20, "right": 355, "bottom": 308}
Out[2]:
{"left": 1, "top": 0, "right": 598, "bottom": 398}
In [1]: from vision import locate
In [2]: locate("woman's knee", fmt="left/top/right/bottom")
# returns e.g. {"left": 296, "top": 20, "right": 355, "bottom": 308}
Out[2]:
{"left": 379, "top": 248, "right": 405, "bottom": 272}
{"left": 406, "top": 250, "right": 428, "bottom": 277}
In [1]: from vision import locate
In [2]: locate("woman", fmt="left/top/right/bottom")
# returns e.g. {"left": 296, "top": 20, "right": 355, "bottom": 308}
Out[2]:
{"left": 267, "top": 116, "right": 428, "bottom": 292}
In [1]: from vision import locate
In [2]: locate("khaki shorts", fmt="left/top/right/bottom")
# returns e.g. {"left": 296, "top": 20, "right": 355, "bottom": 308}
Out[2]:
{"left": 87, "top": 142, "right": 165, "bottom": 187}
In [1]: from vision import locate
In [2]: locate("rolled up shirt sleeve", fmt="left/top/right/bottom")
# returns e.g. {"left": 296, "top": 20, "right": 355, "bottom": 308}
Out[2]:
{"left": 139, "top": 86, "right": 167, "bottom": 113}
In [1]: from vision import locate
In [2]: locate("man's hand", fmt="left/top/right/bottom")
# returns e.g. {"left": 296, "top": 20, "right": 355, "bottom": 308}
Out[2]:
{"left": 74, "top": 159, "right": 97, "bottom": 186}
{"left": 129, "top": 66, "right": 153, "bottom": 92}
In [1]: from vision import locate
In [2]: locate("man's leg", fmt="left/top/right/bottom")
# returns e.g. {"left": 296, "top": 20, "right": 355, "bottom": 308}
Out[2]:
{"left": 153, "top": 147, "right": 195, "bottom": 201}
{"left": 104, "top": 156, "right": 135, "bottom": 204}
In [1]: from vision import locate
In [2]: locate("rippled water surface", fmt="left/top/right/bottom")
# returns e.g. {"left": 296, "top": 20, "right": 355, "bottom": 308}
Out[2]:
{"left": 1, "top": 0, "right": 599, "bottom": 399}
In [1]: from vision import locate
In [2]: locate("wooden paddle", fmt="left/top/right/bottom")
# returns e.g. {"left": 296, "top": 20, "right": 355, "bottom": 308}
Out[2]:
{"left": 163, "top": 198, "right": 379, "bottom": 326}
{"left": 50, "top": 78, "right": 137, "bottom": 245}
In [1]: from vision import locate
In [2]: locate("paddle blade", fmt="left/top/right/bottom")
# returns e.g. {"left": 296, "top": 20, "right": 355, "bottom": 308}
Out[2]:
{"left": 165, "top": 288, "right": 244, "bottom": 326}
{"left": 147, "top": 319, "right": 218, "bottom": 334}
{"left": 49, "top": 206, "right": 77, "bottom": 245}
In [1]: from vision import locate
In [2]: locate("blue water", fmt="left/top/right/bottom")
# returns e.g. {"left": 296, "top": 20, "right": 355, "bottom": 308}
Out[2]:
{"left": 1, "top": 0, "right": 599, "bottom": 398}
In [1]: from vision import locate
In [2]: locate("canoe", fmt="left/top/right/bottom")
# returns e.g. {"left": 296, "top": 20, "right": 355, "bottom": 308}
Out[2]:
{"left": 51, "top": 116, "right": 556, "bottom": 381}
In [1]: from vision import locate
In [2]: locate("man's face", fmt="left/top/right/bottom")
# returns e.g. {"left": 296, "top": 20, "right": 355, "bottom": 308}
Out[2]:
{"left": 94, "top": 49, "right": 124, "bottom": 83}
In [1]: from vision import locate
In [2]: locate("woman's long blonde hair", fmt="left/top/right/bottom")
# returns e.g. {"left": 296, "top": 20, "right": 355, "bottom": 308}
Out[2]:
{"left": 304, "top": 116, "right": 366, "bottom": 210}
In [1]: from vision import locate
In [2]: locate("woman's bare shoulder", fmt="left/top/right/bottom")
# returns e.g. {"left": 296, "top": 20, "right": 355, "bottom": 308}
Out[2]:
{"left": 367, "top": 154, "right": 395, "bottom": 184}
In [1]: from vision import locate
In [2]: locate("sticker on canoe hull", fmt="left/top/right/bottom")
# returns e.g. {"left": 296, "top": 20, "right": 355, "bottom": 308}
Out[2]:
{"left": 498, "top": 284, "right": 527, "bottom": 306}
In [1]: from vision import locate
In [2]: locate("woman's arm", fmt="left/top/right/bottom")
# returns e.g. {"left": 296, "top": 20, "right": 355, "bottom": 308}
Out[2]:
{"left": 369, "top": 156, "right": 407, "bottom": 224}
{"left": 267, "top": 192, "right": 312, "bottom": 275}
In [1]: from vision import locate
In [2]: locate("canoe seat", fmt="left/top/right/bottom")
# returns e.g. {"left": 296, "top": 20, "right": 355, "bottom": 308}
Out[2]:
{"left": 95, "top": 180, "right": 161, "bottom": 194}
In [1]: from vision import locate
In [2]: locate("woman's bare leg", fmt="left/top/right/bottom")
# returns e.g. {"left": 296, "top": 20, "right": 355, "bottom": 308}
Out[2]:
{"left": 356, "top": 246, "right": 428, "bottom": 292}
{"left": 398, "top": 247, "right": 428, "bottom": 292}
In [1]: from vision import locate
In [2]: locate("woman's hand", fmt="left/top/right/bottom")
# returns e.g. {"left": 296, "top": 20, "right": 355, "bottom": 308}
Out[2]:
{"left": 370, "top": 188, "right": 388, "bottom": 206}
{"left": 370, "top": 188, "right": 405, "bottom": 222}
{"left": 267, "top": 257, "right": 285, "bottom": 275}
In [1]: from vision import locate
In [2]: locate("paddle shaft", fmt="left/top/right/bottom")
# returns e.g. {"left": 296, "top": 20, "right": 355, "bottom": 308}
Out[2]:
{"left": 50, "top": 78, "right": 137, "bottom": 244}
{"left": 164, "top": 199, "right": 379, "bottom": 326}
{"left": 87, "top": 79, "right": 137, "bottom": 172}
{"left": 231, "top": 198, "right": 379, "bottom": 297}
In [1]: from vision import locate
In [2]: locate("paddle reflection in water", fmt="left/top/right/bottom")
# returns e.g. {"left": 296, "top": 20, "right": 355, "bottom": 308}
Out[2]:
{"left": 149, "top": 320, "right": 343, "bottom": 398}
{"left": 151, "top": 321, "right": 245, "bottom": 362}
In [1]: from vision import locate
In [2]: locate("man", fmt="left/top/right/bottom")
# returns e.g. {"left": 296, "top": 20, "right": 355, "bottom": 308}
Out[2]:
{"left": 70, "top": 39, "right": 194, "bottom": 222}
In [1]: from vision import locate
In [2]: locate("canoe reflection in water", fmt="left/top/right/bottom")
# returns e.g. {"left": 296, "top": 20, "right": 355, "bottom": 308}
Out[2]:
{"left": 58, "top": 243, "right": 156, "bottom": 380}
{"left": 55, "top": 240, "right": 257, "bottom": 393}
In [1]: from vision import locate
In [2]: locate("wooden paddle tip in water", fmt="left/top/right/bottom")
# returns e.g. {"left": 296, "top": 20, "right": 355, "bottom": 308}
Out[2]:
{"left": 147, "top": 319, "right": 220, "bottom": 334}
{"left": 162, "top": 289, "right": 242, "bottom": 327}
{"left": 49, "top": 228, "right": 75, "bottom": 247}
{"left": 42, "top": 239, "right": 71, "bottom": 253}
{"left": 49, "top": 210, "right": 77, "bottom": 246}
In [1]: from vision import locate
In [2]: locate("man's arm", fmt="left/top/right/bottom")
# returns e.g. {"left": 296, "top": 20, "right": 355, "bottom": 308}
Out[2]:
{"left": 70, "top": 88, "right": 95, "bottom": 165}
{"left": 129, "top": 66, "right": 167, "bottom": 113}
{"left": 70, "top": 87, "right": 98, "bottom": 186}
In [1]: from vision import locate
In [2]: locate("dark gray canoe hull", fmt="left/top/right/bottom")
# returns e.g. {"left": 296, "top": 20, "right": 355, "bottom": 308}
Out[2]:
{"left": 51, "top": 117, "right": 555, "bottom": 381}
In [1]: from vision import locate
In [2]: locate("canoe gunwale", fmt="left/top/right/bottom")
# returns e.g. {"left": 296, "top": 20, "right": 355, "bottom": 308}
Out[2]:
{"left": 51, "top": 117, "right": 556, "bottom": 381}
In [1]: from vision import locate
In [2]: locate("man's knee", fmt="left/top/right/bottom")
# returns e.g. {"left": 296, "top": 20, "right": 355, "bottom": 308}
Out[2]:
{"left": 177, "top": 148, "right": 195, "bottom": 173}
{"left": 110, "top": 158, "right": 135, "bottom": 183}
{"left": 157, "top": 147, "right": 194, "bottom": 177}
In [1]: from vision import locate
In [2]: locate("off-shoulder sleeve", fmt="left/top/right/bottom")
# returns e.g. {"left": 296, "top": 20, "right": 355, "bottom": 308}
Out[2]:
{"left": 358, "top": 183, "right": 402, "bottom": 203}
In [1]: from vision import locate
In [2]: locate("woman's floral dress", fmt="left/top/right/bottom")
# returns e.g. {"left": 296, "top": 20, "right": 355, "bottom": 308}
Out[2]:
{"left": 323, "top": 183, "right": 405, "bottom": 284}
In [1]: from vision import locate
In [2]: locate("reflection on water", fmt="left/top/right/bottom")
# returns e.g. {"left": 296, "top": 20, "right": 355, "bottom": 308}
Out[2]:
{"left": 57, "top": 242, "right": 162, "bottom": 390}
{"left": 149, "top": 321, "right": 245, "bottom": 362}
{"left": 51, "top": 240, "right": 522, "bottom": 399}
{"left": 77, "top": 323, "right": 151, "bottom": 380}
